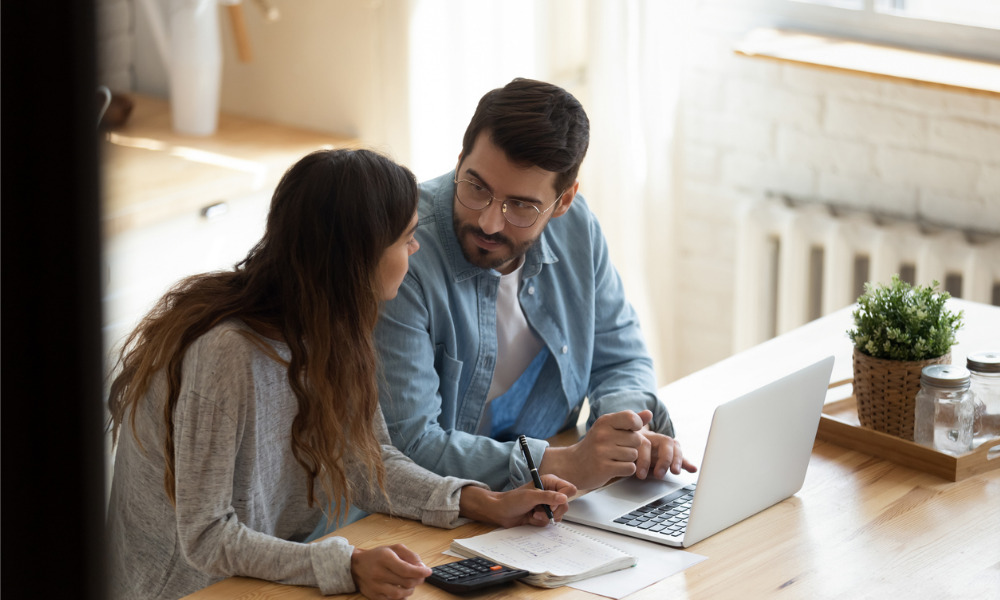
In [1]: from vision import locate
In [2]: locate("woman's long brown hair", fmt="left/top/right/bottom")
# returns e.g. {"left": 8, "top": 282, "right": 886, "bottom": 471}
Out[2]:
{"left": 108, "top": 149, "right": 418, "bottom": 521}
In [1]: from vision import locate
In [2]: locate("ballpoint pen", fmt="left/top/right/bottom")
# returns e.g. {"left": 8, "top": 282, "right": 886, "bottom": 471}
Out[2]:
{"left": 518, "top": 434, "right": 555, "bottom": 524}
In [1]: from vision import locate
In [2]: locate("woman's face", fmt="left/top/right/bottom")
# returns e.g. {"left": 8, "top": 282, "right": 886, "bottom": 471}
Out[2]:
{"left": 377, "top": 209, "right": 420, "bottom": 300}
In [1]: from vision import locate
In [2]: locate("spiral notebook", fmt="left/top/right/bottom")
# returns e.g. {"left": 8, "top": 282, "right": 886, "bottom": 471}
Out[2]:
{"left": 449, "top": 522, "right": 636, "bottom": 588}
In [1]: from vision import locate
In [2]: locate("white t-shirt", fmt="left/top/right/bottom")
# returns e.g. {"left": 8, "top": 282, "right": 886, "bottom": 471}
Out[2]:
{"left": 485, "top": 260, "right": 544, "bottom": 404}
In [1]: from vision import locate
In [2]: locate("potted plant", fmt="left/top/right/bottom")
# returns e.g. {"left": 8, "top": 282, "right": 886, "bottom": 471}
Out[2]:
{"left": 847, "top": 275, "right": 964, "bottom": 440}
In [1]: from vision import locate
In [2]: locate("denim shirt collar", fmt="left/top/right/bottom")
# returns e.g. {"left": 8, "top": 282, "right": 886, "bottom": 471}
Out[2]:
{"left": 429, "top": 171, "right": 559, "bottom": 283}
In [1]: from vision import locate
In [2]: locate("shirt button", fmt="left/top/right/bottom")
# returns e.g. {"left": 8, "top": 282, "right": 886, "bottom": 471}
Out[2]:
{"left": 527, "top": 286, "right": 535, "bottom": 295}
{"left": 561, "top": 345, "right": 568, "bottom": 354}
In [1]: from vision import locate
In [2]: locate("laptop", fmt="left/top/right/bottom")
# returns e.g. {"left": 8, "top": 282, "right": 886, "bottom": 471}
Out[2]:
{"left": 563, "top": 355, "right": 835, "bottom": 548}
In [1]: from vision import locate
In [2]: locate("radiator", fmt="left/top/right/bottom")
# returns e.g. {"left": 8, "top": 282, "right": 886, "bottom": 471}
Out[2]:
{"left": 733, "top": 197, "right": 1000, "bottom": 352}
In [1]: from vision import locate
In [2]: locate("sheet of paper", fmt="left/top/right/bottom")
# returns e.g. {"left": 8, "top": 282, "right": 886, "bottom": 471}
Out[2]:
{"left": 444, "top": 525, "right": 706, "bottom": 598}
{"left": 562, "top": 525, "right": 707, "bottom": 599}
{"left": 451, "top": 523, "right": 635, "bottom": 580}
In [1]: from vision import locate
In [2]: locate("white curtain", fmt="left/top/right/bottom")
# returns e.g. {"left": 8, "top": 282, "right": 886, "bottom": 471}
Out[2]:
{"left": 581, "top": 0, "right": 693, "bottom": 384}
{"left": 406, "top": 0, "right": 547, "bottom": 180}
{"left": 406, "top": 0, "right": 692, "bottom": 383}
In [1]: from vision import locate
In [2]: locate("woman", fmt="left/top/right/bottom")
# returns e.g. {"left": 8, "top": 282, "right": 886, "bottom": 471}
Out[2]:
{"left": 106, "top": 149, "right": 574, "bottom": 600}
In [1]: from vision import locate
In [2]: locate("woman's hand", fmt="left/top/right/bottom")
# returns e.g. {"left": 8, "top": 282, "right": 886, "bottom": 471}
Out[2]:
{"left": 350, "top": 544, "right": 432, "bottom": 600}
{"left": 459, "top": 474, "right": 577, "bottom": 528}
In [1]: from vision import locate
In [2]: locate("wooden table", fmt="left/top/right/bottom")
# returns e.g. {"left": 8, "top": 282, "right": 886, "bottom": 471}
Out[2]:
{"left": 185, "top": 299, "right": 1000, "bottom": 599}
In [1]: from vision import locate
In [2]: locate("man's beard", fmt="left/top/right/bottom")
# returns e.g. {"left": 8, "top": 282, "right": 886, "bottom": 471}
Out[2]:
{"left": 453, "top": 217, "right": 537, "bottom": 272}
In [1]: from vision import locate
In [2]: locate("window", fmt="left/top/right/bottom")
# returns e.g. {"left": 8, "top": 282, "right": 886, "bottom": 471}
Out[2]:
{"left": 875, "top": 0, "right": 1000, "bottom": 29}
{"left": 735, "top": 0, "right": 1000, "bottom": 62}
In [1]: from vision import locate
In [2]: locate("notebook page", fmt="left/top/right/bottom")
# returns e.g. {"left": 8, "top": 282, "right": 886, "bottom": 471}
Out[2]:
{"left": 451, "top": 522, "right": 635, "bottom": 579}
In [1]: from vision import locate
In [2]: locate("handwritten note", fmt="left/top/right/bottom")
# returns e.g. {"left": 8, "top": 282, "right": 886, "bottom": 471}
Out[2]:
{"left": 450, "top": 523, "right": 636, "bottom": 587}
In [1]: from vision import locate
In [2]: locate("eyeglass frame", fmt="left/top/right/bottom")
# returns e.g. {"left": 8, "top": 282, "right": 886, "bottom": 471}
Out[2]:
{"left": 453, "top": 177, "right": 567, "bottom": 228}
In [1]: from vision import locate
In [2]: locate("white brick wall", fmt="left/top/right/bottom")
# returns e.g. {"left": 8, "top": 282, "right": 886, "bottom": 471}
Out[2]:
{"left": 670, "top": 21, "right": 1000, "bottom": 381}
{"left": 877, "top": 147, "right": 980, "bottom": 195}
{"left": 931, "top": 119, "right": 1000, "bottom": 161}
{"left": 825, "top": 97, "right": 927, "bottom": 146}
{"left": 817, "top": 172, "right": 917, "bottom": 214}
{"left": 777, "top": 129, "right": 873, "bottom": 175}
{"left": 980, "top": 164, "right": 1000, "bottom": 198}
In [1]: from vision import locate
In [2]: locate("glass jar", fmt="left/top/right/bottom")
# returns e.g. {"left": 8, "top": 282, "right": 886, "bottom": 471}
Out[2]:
{"left": 913, "top": 365, "right": 974, "bottom": 455}
{"left": 967, "top": 350, "right": 1000, "bottom": 449}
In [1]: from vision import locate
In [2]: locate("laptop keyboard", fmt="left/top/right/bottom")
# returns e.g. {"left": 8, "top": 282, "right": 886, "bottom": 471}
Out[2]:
{"left": 613, "top": 484, "right": 697, "bottom": 537}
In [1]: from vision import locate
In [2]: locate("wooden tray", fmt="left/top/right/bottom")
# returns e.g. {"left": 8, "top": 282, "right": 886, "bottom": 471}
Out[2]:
{"left": 817, "top": 380, "right": 1000, "bottom": 481}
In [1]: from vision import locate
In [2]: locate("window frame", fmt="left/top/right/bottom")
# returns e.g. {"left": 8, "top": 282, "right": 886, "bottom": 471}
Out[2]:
{"left": 727, "top": 0, "right": 1000, "bottom": 63}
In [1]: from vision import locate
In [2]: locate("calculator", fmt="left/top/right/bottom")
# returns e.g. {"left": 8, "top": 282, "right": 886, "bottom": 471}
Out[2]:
{"left": 425, "top": 556, "right": 529, "bottom": 593}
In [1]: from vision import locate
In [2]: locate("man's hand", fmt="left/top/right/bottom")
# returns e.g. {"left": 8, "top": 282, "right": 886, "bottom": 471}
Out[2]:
{"left": 350, "top": 544, "right": 432, "bottom": 600}
{"left": 539, "top": 410, "right": 647, "bottom": 490}
{"left": 459, "top": 475, "right": 575, "bottom": 528}
{"left": 634, "top": 410, "right": 698, "bottom": 480}
{"left": 540, "top": 409, "right": 697, "bottom": 491}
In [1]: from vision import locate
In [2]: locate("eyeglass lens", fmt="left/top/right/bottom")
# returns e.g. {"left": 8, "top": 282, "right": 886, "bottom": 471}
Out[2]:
{"left": 455, "top": 180, "right": 542, "bottom": 228}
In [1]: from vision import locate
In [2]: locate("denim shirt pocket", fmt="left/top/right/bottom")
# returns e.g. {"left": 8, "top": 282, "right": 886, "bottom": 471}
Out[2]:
{"left": 434, "top": 344, "right": 463, "bottom": 428}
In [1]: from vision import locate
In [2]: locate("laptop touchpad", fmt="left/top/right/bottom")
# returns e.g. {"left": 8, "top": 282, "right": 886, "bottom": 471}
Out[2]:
{"left": 602, "top": 477, "right": 681, "bottom": 503}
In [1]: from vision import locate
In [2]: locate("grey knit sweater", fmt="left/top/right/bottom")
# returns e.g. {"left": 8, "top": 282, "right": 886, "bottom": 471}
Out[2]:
{"left": 106, "top": 320, "right": 484, "bottom": 599}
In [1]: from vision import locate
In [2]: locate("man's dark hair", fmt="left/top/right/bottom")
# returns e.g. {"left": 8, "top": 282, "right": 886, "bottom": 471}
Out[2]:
{"left": 461, "top": 78, "right": 590, "bottom": 193}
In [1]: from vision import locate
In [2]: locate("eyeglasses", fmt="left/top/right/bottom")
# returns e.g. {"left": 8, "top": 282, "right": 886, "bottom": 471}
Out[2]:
{"left": 454, "top": 178, "right": 563, "bottom": 228}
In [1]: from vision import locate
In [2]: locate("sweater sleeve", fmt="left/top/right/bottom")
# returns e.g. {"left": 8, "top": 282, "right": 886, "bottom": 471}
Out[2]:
{"left": 349, "top": 411, "right": 489, "bottom": 528}
{"left": 171, "top": 329, "right": 359, "bottom": 595}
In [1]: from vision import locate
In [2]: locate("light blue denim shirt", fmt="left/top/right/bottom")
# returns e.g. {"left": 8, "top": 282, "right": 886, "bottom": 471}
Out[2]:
{"left": 375, "top": 171, "right": 674, "bottom": 491}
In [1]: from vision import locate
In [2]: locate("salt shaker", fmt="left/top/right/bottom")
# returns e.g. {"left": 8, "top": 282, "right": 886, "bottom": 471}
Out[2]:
{"left": 913, "top": 365, "right": 974, "bottom": 455}
{"left": 967, "top": 350, "right": 1000, "bottom": 449}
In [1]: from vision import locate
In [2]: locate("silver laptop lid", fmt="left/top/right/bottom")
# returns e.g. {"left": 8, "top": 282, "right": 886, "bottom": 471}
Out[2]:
{"left": 683, "top": 354, "right": 834, "bottom": 545}
{"left": 563, "top": 355, "right": 835, "bottom": 548}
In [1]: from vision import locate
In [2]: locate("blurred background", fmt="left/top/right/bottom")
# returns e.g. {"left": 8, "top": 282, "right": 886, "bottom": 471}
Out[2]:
{"left": 3, "top": 2, "right": 998, "bottom": 597}
{"left": 98, "top": 0, "right": 1000, "bottom": 391}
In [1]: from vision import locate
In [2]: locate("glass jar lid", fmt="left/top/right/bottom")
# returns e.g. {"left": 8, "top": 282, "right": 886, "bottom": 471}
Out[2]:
{"left": 920, "top": 364, "right": 970, "bottom": 387}
{"left": 967, "top": 350, "right": 1000, "bottom": 374}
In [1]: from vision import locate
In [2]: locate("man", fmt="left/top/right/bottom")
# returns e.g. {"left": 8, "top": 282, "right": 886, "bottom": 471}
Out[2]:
{"left": 376, "top": 78, "right": 696, "bottom": 492}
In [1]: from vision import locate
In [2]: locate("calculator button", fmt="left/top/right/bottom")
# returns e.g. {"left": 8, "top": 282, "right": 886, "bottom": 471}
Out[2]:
{"left": 426, "top": 557, "right": 529, "bottom": 594}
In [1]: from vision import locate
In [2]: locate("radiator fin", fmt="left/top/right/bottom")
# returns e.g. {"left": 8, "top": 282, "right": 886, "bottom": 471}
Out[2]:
{"left": 733, "top": 198, "right": 1000, "bottom": 352}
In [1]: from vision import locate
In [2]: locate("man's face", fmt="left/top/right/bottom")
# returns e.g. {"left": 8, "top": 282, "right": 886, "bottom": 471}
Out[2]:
{"left": 452, "top": 132, "right": 574, "bottom": 275}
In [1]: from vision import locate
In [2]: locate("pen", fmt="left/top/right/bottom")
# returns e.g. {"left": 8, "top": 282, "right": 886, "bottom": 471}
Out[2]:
{"left": 518, "top": 434, "right": 555, "bottom": 524}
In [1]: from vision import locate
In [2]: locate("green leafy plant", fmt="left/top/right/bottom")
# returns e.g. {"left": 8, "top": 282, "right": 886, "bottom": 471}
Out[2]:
{"left": 847, "top": 275, "right": 964, "bottom": 361}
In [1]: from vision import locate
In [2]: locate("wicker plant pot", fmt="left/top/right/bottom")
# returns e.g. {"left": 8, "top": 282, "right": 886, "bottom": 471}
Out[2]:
{"left": 852, "top": 348, "right": 951, "bottom": 441}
